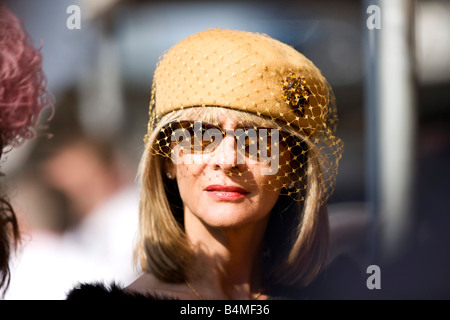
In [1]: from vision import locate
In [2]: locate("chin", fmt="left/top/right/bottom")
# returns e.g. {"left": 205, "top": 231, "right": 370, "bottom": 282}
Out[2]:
{"left": 200, "top": 206, "right": 264, "bottom": 229}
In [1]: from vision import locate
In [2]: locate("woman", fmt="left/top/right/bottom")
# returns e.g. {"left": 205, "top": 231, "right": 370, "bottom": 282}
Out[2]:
{"left": 68, "top": 28, "right": 344, "bottom": 300}
{"left": 0, "top": 3, "right": 53, "bottom": 296}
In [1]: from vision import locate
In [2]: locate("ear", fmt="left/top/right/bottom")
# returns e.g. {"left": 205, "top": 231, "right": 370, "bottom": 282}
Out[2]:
{"left": 163, "top": 158, "right": 176, "bottom": 180}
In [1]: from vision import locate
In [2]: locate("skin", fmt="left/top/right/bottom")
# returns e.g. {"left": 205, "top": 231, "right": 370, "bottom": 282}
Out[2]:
{"left": 128, "top": 111, "right": 290, "bottom": 299}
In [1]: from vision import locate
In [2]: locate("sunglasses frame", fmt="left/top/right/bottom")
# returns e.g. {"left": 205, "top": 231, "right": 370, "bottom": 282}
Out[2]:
{"left": 157, "top": 120, "right": 296, "bottom": 161}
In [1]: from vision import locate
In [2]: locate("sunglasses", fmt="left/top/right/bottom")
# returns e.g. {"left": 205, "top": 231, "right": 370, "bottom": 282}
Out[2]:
{"left": 157, "top": 120, "right": 295, "bottom": 161}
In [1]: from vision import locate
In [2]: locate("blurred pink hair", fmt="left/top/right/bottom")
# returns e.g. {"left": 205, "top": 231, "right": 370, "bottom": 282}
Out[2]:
{"left": 0, "top": 3, "right": 53, "bottom": 296}
{"left": 0, "top": 4, "right": 54, "bottom": 151}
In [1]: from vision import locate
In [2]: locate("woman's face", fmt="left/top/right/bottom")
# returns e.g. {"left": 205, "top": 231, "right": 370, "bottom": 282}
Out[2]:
{"left": 166, "top": 111, "right": 290, "bottom": 230}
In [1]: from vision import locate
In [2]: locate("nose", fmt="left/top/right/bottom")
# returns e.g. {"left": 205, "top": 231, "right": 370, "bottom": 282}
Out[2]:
{"left": 210, "top": 133, "right": 239, "bottom": 170}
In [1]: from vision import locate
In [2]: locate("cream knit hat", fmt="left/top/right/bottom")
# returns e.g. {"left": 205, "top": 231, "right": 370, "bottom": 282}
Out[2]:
{"left": 150, "top": 28, "right": 335, "bottom": 136}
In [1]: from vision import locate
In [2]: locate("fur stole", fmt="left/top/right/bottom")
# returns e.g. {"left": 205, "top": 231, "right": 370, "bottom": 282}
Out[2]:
{"left": 66, "top": 282, "right": 178, "bottom": 300}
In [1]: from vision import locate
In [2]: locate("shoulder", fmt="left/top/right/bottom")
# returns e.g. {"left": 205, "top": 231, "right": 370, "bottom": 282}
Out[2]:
{"left": 126, "top": 273, "right": 195, "bottom": 299}
{"left": 67, "top": 273, "right": 194, "bottom": 300}
{"left": 66, "top": 281, "right": 178, "bottom": 300}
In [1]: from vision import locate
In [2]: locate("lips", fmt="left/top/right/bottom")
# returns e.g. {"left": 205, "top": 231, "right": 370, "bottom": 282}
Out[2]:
{"left": 205, "top": 185, "right": 249, "bottom": 194}
{"left": 205, "top": 184, "right": 249, "bottom": 200}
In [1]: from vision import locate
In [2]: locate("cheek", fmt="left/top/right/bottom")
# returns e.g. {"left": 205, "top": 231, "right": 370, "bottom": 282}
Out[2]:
{"left": 174, "top": 153, "right": 208, "bottom": 175}
{"left": 258, "top": 189, "right": 281, "bottom": 213}
{"left": 247, "top": 152, "right": 292, "bottom": 190}
{"left": 175, "top": 166, "right": 199, "bottom": 213}
{"left": 174, "top": 162, "right": 206, "bottom": 199}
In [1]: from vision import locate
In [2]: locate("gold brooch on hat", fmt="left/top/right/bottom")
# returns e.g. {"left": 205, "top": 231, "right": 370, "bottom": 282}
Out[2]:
{"left": 281, "top": 73, "right": 311, "bottom": 117}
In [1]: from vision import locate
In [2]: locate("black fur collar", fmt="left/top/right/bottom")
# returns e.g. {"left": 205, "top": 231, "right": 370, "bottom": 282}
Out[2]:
{"left": 66, "top": 282, "right": 178, "bottom": 300}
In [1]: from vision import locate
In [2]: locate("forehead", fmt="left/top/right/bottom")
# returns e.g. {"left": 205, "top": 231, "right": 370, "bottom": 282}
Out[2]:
{"left": 179, "top": 107, "right": 276, "bottom": 129}
{"left": 215, "top": 111, "right": 248, "bottom": 129}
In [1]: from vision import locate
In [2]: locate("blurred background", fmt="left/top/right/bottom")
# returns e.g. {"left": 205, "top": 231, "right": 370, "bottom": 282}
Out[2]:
{"left": 2, "top": 0, "right": 449, "bottom": 299}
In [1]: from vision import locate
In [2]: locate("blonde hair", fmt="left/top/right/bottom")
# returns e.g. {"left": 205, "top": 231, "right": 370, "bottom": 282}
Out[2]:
{"left": 135, "top": 107, "right": 330, "bottom": 288}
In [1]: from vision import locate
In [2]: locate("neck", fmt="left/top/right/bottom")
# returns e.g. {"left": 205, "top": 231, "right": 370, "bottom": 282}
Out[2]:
{"left": 184, "top": 212, "right": 269, "bottom": 299}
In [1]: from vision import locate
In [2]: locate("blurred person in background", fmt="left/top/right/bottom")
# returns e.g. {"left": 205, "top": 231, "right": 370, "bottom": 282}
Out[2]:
{"left": 1, "top": 2, "right": 139, "bottom": 298}
{"left": 0, "top": 3, "right": 97, "bottom": 300}
{"left": 5, "top": 168, "right": 113, "bottom": 300}
{"left": 0, "top": 3, "right": 53, "bottom": 296}
{"left": 40, "top": 135, "right": 140, "bottom": 285}
{"left": 6, "top": 126, "right": 140, "bottom": 299}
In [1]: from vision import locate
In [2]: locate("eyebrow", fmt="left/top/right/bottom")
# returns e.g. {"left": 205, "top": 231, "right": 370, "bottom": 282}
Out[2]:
{"left": 234, "top": 123, "right": 257, "bottom": 129}
{"left": 212, "top": 123, "right": 272, "bottom": 132}
{"left": 214, "top": 119, "right": 269, "bottom": 129}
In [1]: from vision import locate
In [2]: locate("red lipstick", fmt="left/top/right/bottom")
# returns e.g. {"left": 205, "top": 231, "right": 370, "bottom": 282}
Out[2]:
{"left": 205, "top": 185, "right": 249, "bottom": 200}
